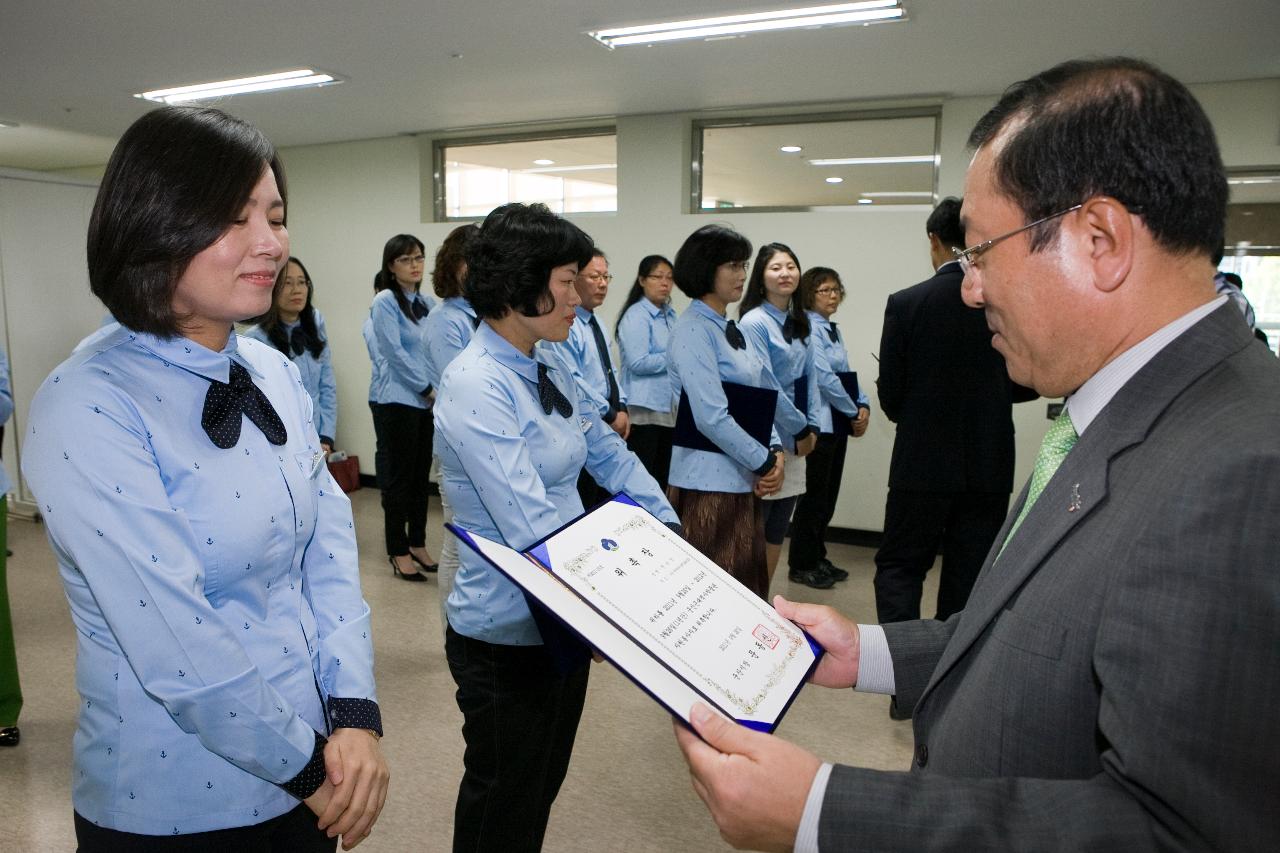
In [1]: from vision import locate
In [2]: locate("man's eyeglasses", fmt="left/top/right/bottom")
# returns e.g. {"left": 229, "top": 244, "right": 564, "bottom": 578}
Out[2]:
{"left": 394, "top": 254, "right": 426, "bottom": 266}
{"left": 952, "top": 204, "right": 1082, "bottom": 275}
{"left": 584, "top": 273, "right": 613, "bottom": 284}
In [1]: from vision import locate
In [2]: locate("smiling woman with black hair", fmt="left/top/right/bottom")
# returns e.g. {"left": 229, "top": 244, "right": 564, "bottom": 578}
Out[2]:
{"left": 22, "top": 105, "right": 387, "bottom": 852}
{"left": 245, "top": 256, "right": 338, "bottom": 451}
{"left": 434, "top": 202, "right": 677, "bottom": 853}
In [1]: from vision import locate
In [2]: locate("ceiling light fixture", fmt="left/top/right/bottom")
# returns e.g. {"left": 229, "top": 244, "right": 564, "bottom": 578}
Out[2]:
{"left": 857, "top": 198, "right": 874, "bottom": 204}
{"left": 809, "top": 154, "right": 936, "bottom": 166}
{"left": 588, "top": 1, "right": 906, "bottom": 48}
{"left": 825, "top": 177, "right": 844, "bottom": 184}
{"left": 0, "top": 120, "right": 19, "bottom": 129}
{"left": 860, "top": 190, "right": 934, "bottom": 198}
{"left": 522, "top": 163, "right": 618, "bottom": 174}
{"left": 780, "top": 145, "right": 802, "bottom": 153}
{"left": 533, "top": 159, "right": 555, "bottom": 166}
{"left": 135, "top": 69, "right": 342, "bottom": 104}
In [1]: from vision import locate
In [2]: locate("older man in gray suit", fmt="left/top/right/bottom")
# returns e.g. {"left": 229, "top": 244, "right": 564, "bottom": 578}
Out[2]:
{"left": 675, "top": 57, "right": 1279, "bottom": 852}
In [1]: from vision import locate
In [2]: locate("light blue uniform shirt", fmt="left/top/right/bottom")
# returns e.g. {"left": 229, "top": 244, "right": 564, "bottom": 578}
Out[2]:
{"left": 807, "top": 311, "right": 870, "bottom": 434}
{"left": 667, "top": 300, "right": 786, "bottom": 494}
{"left": 435, "top": 322, "right": 676, "bottom": 645}
{"left": 362, "top": 315, "right": 385, "bottom": 404}
{"left": 369, "top": 287, "right": 435, "bottom": 408}
{"left": 425, "top": 296, "right": 479, "bottom": 389}
{"left": 617, "top": 298, "right": 678, "bottom": 414}
{"left": 243, "top": 310, "right": 337, "bottom": 443}
{"left": 559, "top": 306, "right": 626, "bottom": 420}
{"left": 0, "top": 346, "right": 11, "bottom": 496}
{"left": 22, "top": 326, "right": 377, "bottom": 835}
{"left": 739, "top": 302, "right": 819, "bottom": 450}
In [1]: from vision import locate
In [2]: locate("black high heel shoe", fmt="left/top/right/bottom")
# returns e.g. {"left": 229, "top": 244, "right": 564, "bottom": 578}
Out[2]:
{"left": 390, "top": 556, "right": 428, "bottom": 582}
{"left": 409, "top": 552, "right": 439, "bottom": 573}
{"left": 0, "top": 726, "right": 19, "bottom": 747}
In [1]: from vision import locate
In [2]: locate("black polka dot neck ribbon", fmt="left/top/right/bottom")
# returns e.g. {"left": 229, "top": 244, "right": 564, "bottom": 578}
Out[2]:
{"left": 201, "top": 361, "right": 288, "bottom": 449}
{"left": 288, "top": 325, "right": 312, "bottom": 356}
{"left": 410, "top": 298, "right": 428, "bottom": 320}
{"left": 724, "top": 319, "right": 746, "bottom": 350}
{"left": 827, "top": 321, "right": 840, "bottom": 344}
{"left": 781, "top": 315, "right": 799, "bottom": 344}
{"left": 536, "top": 362, "right": 573, "bottom": 418}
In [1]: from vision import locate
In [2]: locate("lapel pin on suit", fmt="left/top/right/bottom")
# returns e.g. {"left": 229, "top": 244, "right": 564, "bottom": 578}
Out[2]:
{"left": 1069, "top": 483, "right": 1082, "bottom": 512}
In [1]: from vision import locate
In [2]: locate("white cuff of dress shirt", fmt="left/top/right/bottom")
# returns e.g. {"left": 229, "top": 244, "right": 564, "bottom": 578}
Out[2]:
{"left": 794, "top": 761, "right": 833, "bottom": 853}
{"left": 854, "top": 623, "right": 895, "bottom": 695}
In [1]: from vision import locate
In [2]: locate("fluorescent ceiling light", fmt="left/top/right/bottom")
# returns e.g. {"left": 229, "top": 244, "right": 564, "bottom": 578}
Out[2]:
{"left": 136, "top": 69, "right": 341, "bottom": 104}
{"left": 809, "top": 154, "right": 935, "bottom": 166}
{"left": 533, "top": 159, "right": 555, "bottom": 165}
{"left": 1227, "top": 176, "right": 1280, "bottom": 185}
{"left": 780, "top": 145, "right": 803, "bottom": 153}
{"left": 522, "top": 163, "right": 617, "bottom": 174}
{"left": 588, "top": 1, "right": 905, "bottom": 48}
{"left": 0, "top": 120, "right": 19, "bottom": 129}
{"left": 858, "top": 198, "right": 874, "bottom": 204}
{"left": 860, "top": 190, "right": 934, "bottom": 198}
{"left": 825, "top": 177, "right": 844, "bottom": 184}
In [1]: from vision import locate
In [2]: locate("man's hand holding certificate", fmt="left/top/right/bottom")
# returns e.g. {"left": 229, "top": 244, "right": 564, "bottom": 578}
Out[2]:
{"left": 448, "top": 494, "right": 821, "bottom": 731}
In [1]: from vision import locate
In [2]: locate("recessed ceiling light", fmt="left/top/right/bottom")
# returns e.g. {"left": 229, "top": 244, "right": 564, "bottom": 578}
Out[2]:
{"left": 825, "top": 177, "right": 844, "bottom": 184}
{"left": 809, "top": 155, "right": 936, "bottom": 166}
{"left": 588, "top": 1, "right": 906, "bottom": 48}
{"left": 780, "top": 145, "right": 802, "bottom": 153}
{"left": 533, "top": 159, "right": 555, "bottom": 166}
{"left": 136, "top": 69, "right": 342, "bottom": 104}
{"left": 858, "top": 198, "right": 874, "bottom": 204}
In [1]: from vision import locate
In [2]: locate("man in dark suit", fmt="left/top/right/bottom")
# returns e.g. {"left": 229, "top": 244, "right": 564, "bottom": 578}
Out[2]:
{"left": 675, "top": 57, "right": 1279, "bottom": 852}
{"left": 874, "top": 197, "right": 1036, "bottom": 624}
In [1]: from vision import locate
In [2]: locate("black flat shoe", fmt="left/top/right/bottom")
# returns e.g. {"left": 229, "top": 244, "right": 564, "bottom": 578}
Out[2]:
{"left": 788, "top": 566, "right": 835, "bottom": 590}
{"left": 0, "top": 726, "right": 19, "bottom": 747}
{"left": 819, "top": 558, "right": 849, "bottom": 582}
{"left": 390, "top": 556, "right": 428, "bottom": 582}
{"left": 409, "top": 552, "right": 439, "bottom": 573}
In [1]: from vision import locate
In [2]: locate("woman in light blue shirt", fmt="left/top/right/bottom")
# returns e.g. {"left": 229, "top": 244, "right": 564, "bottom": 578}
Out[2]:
{"left": 738, "top": 242, "right": 821, "bottom": 588}
{"left": 425, "top": 223, "right": 480, "bottom": 624}
{"left": 244, "top": 256, "right": 338, "bottom": 450}
{"left": 667, "top": 225, "right": 789, "bottom": 600}
{"left": 614, "top": 254, "right": 678, "bottom": 489}
{"left": 22, "top": 106, "right": 387, "bottom": 851}
{"left": 368, "top": 234, "right": 437, "bottom": 581}
{"left": 788, "top": 267, "right": 872, "bottom": 589}
{"left": 435, "top": 203, "right": 677, "bottom": 853}
{"left": 0, "top": 346, "right": 18, "bottom": 748}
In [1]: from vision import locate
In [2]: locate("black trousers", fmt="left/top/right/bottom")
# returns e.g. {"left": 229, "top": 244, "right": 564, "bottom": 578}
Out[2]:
{"left": 873, "top": 489, "right": 1009, "bottom": 623}
{"left": 625, "top": 424, "right": 673, "bottom": 491}
{"left": 787, "top": 433, "right": 848, "bottom": 572}
{"left": 575, "top": 468, "right": 609, "bottom": 512}
{"left": 369, "top": 402, "right": 432, "bottom": 556}
{"left": 445, "top": 626, "right": 589, "bottom": 853}
{"left": 74, "top": 804, "right": 334, "bottom": 852}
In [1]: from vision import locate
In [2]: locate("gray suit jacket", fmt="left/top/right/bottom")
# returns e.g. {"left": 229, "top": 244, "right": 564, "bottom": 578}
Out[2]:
{"left": 821, "top": 304, "right": 1280, "bottom": 851}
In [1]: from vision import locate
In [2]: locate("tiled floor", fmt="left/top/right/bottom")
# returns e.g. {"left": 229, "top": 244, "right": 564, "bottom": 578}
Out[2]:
{"left": 2, "top": 489, "right": 935, "bottom": 851}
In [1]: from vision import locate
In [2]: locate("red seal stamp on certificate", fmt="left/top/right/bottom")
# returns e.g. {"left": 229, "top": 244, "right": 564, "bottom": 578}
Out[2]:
{"left": 752, "top": 624, "right": 780, "bottom": 650}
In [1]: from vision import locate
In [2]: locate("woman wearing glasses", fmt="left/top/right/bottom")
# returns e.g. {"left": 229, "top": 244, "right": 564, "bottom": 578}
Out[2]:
{"left": 245, "top": 257, "right": 338, "bottom": 452}
{"left": 737, "top": 242, "right": 822, "bottom": 589}
{"left": 667, "top": 226, "right": 790, "bottom": 600}
{"left": 369, "top": 234, "right": 438, "bottom": 581}
{"left": 787, "top": 267, "right": 871, "bottom": 589}
{"left": 614, "top": 254, "right": 678, "bottom": 489}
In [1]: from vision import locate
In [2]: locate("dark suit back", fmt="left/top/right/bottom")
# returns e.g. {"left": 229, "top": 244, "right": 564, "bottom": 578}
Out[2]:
{"left": 877, "top": 262, "right": 1035, "bottom": 494}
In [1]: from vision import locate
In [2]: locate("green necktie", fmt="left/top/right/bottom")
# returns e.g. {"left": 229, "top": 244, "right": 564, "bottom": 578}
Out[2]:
{"left": 999, "top": 409, "right": 1078, "bottom": 557}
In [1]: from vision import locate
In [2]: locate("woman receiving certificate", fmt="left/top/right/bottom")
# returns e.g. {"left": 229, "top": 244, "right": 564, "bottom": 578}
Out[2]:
{"left": 433, "top": 202, "right": 677, "bottom": 853}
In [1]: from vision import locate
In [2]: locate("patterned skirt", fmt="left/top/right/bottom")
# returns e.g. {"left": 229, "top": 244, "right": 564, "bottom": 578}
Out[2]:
{"left": 666, "top": 487, "right": 768, "bottom": 600}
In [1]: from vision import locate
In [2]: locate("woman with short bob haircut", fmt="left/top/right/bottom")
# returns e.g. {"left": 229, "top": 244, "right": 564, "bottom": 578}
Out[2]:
{"left": 435, "top": 203, "right": 677, "bottom": 853}
{"left": 24, "top": 106, "right": 387, "bottom": 851}
{"left": 369, "top": 232, "right": 438, "bottom": 581}
{"left": 614, "top": 254, "right": 678, "bottom": 489}
{"left": 737, "top": 242, "right": 822, "bottom": 588}
{"left": 244, "top": 256, "right": 339, "bottom": 451}
{"left": 666, "top": 224, "right": 789, "bottom": 599}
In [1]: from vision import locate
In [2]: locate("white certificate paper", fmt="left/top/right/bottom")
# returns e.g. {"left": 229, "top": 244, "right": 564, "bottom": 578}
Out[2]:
{"left": 449, "top": 495, "right": 820, "bottom": 731}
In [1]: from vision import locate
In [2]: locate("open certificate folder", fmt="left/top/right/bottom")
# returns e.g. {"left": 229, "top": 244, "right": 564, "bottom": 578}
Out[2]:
{"left": 447, "top": 495, "right": 822, "bottom": 732}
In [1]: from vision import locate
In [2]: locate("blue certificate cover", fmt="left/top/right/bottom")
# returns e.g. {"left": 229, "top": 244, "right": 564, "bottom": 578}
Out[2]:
{"left": 672, "top": 381, "right": 776, "bottom": 453}
{"left": 830, "top": 371, "right": 860, "bottom": 436}
{"left": 447, "top": 494, "right": 821, "bottom": 735}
